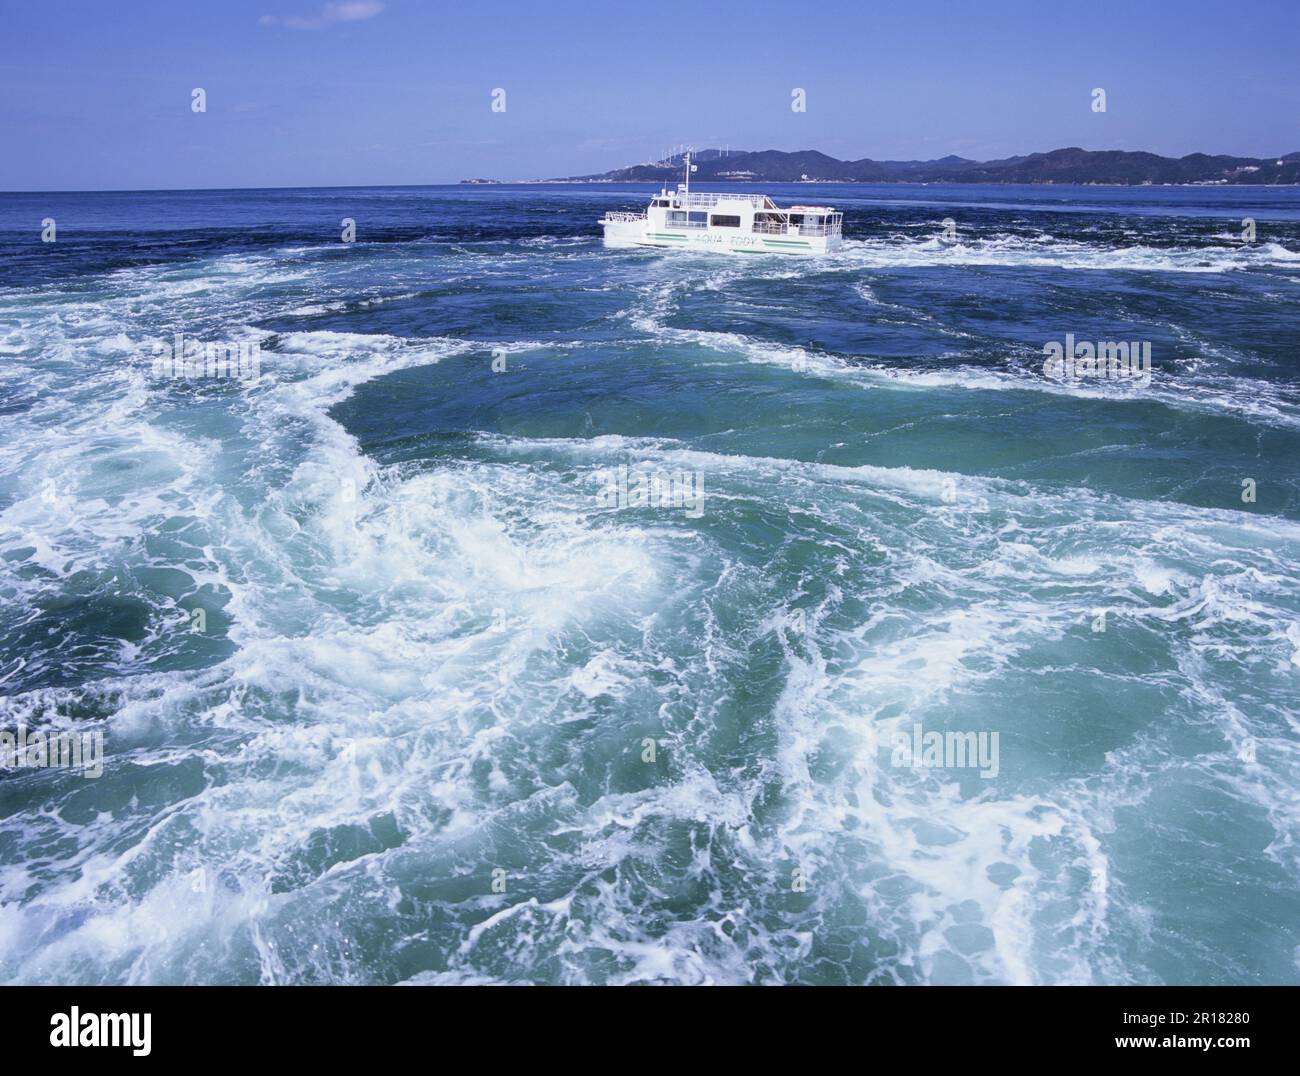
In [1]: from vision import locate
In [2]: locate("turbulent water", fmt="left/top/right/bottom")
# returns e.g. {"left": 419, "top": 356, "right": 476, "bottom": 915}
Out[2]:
{"left": 1, "top": 182, "right": 1299, "bottom": 985}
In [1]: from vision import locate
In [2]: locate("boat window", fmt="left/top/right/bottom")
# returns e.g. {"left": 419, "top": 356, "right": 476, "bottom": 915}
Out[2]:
{"left": 666, "top": 211, "right": 688, "bottom": 225}
{"left": 688, "top": 211, "right": 707, "bottom": 224}
{"left": 710, "top": 214, "right": 741, "bottom": 228}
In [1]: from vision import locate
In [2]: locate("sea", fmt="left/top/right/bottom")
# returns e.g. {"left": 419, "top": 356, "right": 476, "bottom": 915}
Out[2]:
{"left": 1, "top": 181, "right": 1298, "bottom": 985}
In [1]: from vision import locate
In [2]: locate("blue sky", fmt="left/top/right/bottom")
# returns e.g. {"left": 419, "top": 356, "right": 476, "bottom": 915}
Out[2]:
{"left": 2, "top": 0, "right": 1297, "bottom": 190}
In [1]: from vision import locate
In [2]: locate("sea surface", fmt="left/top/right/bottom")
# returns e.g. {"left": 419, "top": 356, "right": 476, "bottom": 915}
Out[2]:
{"left": 1, "top": 182, "right": 1299, "bottom": 985}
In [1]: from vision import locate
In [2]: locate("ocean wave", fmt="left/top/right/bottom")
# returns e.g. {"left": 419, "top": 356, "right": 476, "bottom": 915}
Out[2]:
{"left": 2, "top": 200, "right": 1298, "bottom": 985}
{"left": 836, "top": 235, "right": 1300, "bottom": 273}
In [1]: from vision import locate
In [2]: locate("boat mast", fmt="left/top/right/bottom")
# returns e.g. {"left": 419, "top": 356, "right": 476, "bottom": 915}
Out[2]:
{"left": 683, "top": 150, "right": 691, "bottom": 197}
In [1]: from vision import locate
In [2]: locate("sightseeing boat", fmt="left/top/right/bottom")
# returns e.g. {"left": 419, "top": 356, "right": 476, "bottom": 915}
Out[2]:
{"left": 600, "top": 152, "right": 843, "bottom": 255}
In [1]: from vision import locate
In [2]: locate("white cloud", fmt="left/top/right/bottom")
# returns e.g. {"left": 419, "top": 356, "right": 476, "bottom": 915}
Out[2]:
{"left": 260, "top": 2, "right": 384, "bottom": 30}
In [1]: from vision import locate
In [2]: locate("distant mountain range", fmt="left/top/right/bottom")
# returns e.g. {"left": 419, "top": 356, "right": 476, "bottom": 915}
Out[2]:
{"left": 539, "top": 147, "right": 1300, "bottom": 186}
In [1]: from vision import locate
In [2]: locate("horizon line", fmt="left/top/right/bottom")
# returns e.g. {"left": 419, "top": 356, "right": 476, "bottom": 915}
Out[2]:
{"left": 8, "top": 143, "right": 1298, "bottom": 196}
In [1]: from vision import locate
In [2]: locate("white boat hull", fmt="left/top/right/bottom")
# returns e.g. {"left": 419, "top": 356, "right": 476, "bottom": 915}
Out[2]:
{"left": 600, "top": 160, "right": 843, "bottom": 255}
{"left": 602, "top": 217, "right": 839, "bottom": 255}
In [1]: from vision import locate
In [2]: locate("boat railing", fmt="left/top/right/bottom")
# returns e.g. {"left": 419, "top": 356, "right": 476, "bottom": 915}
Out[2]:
{"left": 753, "top": 222, "right": 843, "bottom": 237}
{"left": 793, "top": 217, "right": 844, "bottom": 237}
{"left": 603, "top": 211, "right": 647, "bottom": 222}
{"left": 678, "top": 192, "right": 772, "bottom": 209}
